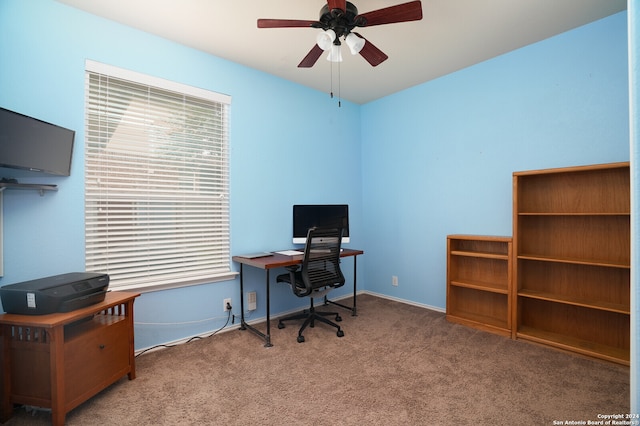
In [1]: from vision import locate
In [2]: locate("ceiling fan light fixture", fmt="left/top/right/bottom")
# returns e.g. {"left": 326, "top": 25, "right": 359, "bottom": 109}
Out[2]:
{"left": 316, "top": 29, "right": 336, "bottom": 51}
{"left": 345, "top": 33, "right": 365, "bottom": 55}
{"left": 327, "top": 44, "right": 343, "bottom": 62}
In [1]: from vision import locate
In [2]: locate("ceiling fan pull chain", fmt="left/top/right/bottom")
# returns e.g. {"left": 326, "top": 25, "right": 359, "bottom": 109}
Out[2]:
{"left": 330, "top": 58, "right": 334, "bottom": 99}
{"left": 338, "top": 60, "right": 341, "bottom": 108}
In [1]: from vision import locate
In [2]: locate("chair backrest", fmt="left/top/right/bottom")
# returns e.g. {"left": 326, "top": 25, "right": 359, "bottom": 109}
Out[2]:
{"left": 300, "top": 226, "right": 346, "bottom": 293}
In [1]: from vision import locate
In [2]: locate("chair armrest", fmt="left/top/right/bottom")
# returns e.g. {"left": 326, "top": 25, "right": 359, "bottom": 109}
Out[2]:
{"left": 285, "top": 265, "right": 299, "bottom": 292}
{"left": 286, "top": 266, "right": 314, "bottom": 297}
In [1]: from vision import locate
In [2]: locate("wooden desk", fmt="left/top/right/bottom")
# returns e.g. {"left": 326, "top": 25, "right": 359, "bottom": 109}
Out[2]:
{"left": 232, "top": 249, "right": 363, "bottom": 347}
{"left": 0, "top": 291, "right": 139, "bottom": 426}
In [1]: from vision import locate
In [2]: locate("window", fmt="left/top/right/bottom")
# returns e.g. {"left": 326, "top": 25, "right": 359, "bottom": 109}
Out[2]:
{"left": 84, "top": 61, "right": 234, "bottom": 292}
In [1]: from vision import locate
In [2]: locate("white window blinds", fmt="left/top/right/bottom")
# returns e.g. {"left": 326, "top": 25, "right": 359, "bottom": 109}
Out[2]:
{"left": 84, "top": 61, "right": 233, "bottom": 291}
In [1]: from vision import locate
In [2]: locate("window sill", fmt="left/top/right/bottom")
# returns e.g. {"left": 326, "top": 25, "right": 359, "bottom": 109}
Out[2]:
{"left": 109, "top": 272, "right": 239, "bottom": 293}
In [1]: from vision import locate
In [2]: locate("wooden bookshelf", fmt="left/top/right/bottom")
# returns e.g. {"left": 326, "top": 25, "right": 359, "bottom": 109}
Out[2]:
{"left": 446, "top": 235, "right": 512, "bottom": 337}
{"left": 513, "top": 162, "right": 630, "bottom": 365}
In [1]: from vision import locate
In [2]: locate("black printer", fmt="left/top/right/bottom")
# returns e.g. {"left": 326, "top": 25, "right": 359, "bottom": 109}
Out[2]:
{"left": 0, "top": 272, "right": 109, "bottom": 315}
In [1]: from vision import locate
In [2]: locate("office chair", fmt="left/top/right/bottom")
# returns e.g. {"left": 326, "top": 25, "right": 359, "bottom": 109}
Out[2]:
{"left": 276, "top": 226, "right": 346, "bottom": 343}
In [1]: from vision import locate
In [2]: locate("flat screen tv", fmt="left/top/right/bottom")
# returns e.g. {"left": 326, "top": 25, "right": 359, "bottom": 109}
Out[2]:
{"left": 0, "top": 107, "right": 75, "bottom": 176}
{"left": 293, "top": 204, "right": 350, "bottom": 244}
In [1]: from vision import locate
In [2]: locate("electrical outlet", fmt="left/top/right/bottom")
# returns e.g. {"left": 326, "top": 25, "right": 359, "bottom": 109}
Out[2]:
{"left": 224, "top": 298, "right": 232, "bottom": 312}
{"left": 247, "top": 291, "right": 257, "bottom": 311}
{"left": 392, "top": 276, "right": 398, "bottom": 287}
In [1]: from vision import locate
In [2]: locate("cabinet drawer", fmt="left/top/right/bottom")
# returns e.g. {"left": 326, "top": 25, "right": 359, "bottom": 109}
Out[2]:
{"left": 64, "top": 317, "right": 130, "bottom": 408}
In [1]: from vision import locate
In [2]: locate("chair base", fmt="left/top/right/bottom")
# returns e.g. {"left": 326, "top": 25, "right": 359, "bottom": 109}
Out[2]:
{"left": 277, "top": 301, "right": 344, "bottom": 343}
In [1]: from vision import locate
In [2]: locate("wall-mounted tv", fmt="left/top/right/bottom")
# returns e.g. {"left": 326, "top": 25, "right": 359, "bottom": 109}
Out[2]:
{"left": 293, "top": 204, "right": 350, "bottom": 244}
{"left": 0, "top": 107, "right": 75, "bottom": 176}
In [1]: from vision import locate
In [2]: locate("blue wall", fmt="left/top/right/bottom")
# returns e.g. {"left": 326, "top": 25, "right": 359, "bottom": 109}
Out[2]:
{"left": 361, "top": 11, "right": 629, "bottom": 310}
{"left": 0, "top": 1, "right": 630, "bottom": 354}
{"left": 0, "top": 0, "right": 362, "bottom": 349}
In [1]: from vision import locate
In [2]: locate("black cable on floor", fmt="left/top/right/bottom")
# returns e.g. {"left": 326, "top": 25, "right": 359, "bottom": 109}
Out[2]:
{"left": 135, "top": 309, "right": 232, "bottom": 358}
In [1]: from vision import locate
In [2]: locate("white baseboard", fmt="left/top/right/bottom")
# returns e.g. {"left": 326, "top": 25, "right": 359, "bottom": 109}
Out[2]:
{"left": 360, "top": 290, "right": 446, "bottom": 313}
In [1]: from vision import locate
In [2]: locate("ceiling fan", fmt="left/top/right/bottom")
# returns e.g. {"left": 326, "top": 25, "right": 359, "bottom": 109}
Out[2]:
{"left": 257, "top": 1, "right": 423, "bottom": 68}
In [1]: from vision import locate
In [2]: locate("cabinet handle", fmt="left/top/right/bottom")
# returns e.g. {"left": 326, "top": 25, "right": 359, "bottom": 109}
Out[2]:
{"left": 99, "top": 344, "right": 105, "bottom": 350}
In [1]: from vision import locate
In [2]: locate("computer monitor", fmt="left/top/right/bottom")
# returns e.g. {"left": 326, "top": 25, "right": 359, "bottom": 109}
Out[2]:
{"left": 292, "top": 204, "right": 350, "bottom": 244}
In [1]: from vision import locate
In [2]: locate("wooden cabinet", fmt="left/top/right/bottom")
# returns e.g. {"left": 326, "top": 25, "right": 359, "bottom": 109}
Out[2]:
{"left": 446, "top": 235, "right": 513, "bottom": 337}
{"left": 0, "top": 291, "right": 139, "bottom": 425}
{"left": 513, "top": 162, "right": 630, "bottom": 365}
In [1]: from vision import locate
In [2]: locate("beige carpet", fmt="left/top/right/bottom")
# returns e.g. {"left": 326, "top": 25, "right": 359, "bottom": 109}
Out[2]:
{"left": 5, "top": 294, "right": 629, "bottom": 425}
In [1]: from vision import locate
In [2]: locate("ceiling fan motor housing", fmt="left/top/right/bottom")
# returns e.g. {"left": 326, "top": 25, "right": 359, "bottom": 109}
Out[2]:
{"left": 318, "top": 1, "right": 365, "bottom": 41}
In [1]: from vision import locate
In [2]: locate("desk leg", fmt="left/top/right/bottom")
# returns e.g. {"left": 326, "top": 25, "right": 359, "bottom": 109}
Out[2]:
{"left": 239, "top": 264, "right": 246, "bottom": 330}
{"left": 325, "top": 255, "right": 358, "bottom": 316}
{"left": 352, "top": 256, "right": 358, "bottom": 315}
{"left": 263, "top": 270, "right": 272, "bottom": 347}
{"left": 238, "top": 265, "right": 273, "bottom": 347}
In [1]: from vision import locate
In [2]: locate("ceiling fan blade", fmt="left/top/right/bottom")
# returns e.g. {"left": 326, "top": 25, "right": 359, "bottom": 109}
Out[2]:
{"left": 354, "top": 34, "right": 388, "bottom": 67}
{"left": 257, "top": 19, "right": 318, "bottom": 28}
{"left": 356, "top": 0, "right": 423, "bottom": 27}
{"left": 298, "top": 45, "right": 324, "bottom": 68}
{"left": 327, "top": 0, "right": 347, "bottom": 13}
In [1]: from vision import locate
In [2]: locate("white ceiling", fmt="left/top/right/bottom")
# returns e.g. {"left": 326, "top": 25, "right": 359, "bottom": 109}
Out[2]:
{"left": 56, "top": 0, "right": 626, "bottom": 104}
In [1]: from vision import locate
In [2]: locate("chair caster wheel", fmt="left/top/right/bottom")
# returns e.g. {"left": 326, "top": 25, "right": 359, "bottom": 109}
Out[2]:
{"left": 297, "top": 335, "right": 305, "bottom": 343}
{"left": 277, "top": 322, "right": 285, "bottom": 329}
{"left": 337, "top": 330, "right": 344, "bottom": 337}
{"left": 335, "top": 315, "right": 342, "bottom": 322}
